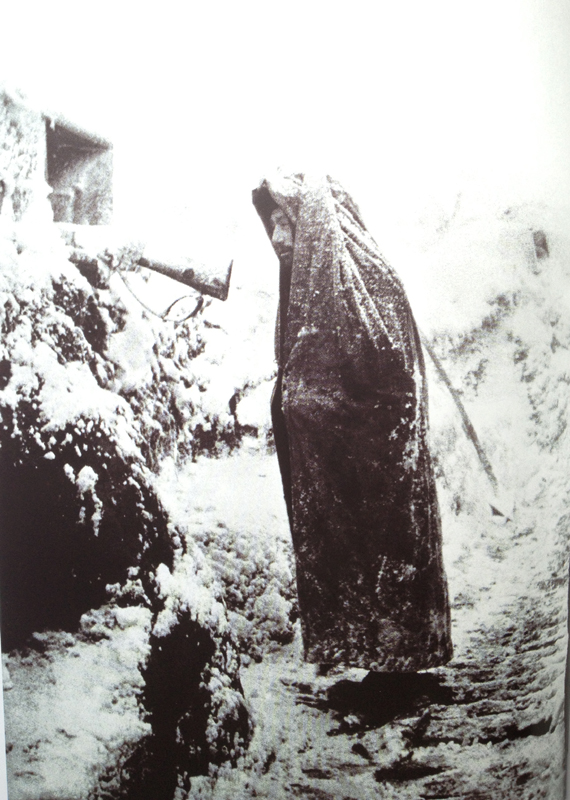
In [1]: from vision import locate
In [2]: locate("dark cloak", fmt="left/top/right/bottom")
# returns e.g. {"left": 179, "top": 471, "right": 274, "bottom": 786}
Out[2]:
{"left": 253, "top": 173, "right": 452, "bottom": 671}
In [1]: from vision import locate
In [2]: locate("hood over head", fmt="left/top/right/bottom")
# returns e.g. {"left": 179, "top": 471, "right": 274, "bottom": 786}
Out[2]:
{"left": 252, "top": 171, "right": 421, "bottom": 379}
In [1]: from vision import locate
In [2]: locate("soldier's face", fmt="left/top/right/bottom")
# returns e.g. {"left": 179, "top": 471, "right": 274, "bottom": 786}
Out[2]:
{"left": 270, "top": 209, "right": 294, "bottom": 263}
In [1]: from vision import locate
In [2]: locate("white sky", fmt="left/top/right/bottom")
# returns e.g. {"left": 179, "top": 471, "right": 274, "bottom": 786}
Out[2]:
{"left": 1, "top": 0, "right": 569, "bottom": 273}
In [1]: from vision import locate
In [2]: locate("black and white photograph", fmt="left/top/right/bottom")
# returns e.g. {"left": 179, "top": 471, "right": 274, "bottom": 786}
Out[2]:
{"left": 0, "top": 2, "right": 569, "bottom": 798}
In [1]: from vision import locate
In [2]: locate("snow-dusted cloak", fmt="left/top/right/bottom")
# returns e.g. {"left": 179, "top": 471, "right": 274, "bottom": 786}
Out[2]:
{"left": 253, "top": 173, "right": 452, "bottom": 671}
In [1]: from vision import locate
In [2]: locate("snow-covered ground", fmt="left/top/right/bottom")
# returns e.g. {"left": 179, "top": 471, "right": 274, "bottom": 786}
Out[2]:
{"left": 1, "top": 190, "right": 569, "bottom": 799}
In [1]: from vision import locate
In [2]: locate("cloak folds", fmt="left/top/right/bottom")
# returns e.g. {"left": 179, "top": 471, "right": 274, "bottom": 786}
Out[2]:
{"left": 253, "top": 173, "right": 452, "bottom": 671}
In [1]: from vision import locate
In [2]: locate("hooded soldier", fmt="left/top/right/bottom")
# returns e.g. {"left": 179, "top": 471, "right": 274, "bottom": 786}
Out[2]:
{"left": 252, "top": 172, "right": 452, "bottom": 673}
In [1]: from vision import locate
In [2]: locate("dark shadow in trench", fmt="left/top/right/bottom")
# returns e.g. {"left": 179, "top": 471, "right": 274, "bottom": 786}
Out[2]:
{"left": 297, "top": 671, "right": 454, "bottom": 733}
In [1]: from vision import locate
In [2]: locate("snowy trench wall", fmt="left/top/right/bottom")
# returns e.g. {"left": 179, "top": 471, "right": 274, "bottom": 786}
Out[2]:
{"left": 0, "top": 191, "right": 569, "bottom": 800}
{"left": 0, "top": 221, "right": 282, "bottom": 799}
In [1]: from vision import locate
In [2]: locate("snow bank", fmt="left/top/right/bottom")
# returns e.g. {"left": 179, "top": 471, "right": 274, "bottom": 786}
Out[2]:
{"left": 0, "top": 222, "right": 253, "bottom": 798}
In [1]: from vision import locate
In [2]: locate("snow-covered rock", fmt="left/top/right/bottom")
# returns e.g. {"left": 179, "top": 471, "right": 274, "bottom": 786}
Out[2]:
{"left": 0, "top": 223, "right": 252, "bottom": 798}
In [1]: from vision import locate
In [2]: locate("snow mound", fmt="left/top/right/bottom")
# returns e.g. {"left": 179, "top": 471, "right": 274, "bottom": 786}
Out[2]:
{"left": 0, "top": 223, "right": 253, "bottom": 798}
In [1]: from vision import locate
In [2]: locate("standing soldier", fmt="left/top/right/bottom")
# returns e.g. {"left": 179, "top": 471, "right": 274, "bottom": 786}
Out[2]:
{"left": 252, "top": 172, "right": 452, "bottom": 681}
